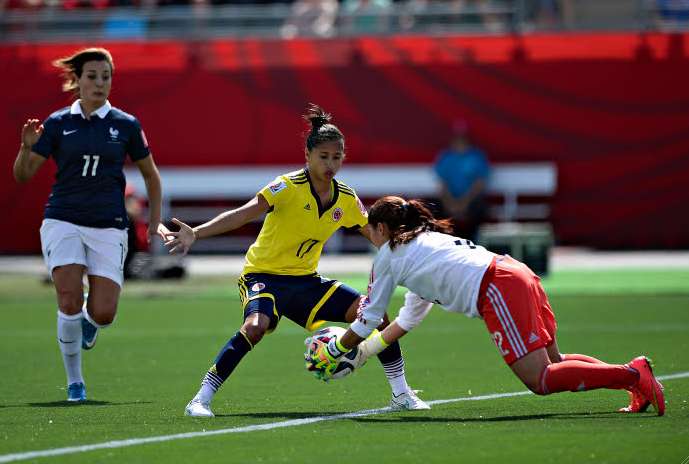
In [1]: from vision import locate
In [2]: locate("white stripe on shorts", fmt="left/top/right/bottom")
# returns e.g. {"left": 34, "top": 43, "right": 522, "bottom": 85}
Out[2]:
{"left": 487, "top": 284, "right": 527, "bottom": 357}
{"left": 490, "top": 284, "right": 529, "bottom": 356}
{"left": 486, "top": 286, "right": 523, "bottom": 357}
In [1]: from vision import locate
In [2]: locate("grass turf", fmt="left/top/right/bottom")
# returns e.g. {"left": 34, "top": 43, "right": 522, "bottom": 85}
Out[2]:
{"left": 0, "top": 269, "right": 688, "bottom": 463}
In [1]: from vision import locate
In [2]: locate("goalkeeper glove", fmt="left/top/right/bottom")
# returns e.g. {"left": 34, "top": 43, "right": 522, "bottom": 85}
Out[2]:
{"left": 310, "top": 336, "right": 350, "bottom": 380}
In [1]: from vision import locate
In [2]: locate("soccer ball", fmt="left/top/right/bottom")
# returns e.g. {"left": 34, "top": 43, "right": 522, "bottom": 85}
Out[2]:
{"left": 304, "top": 326, "right": 366, "bottom": 380}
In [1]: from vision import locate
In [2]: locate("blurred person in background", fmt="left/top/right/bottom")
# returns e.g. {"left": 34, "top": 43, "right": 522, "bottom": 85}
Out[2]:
{"left": 525, "top": 0, "right": 573, "bottom": 29}
{"left": 281, "top": 0, "right": 338, "bottom": 38}
{"left": 654, "top": 0, "right": 689, "bottom": 29}
{"left": 165, "top": 104, "right": 427, "bottom": 417}
{"left": 13, "top": 47, "right": 168, "bottom": 402}
{"left": 341, "top": 0, "right": 392, "bottom": 34}
{"left": 123, "top": 184, "right": 150, "bottom": 279}
{"left": 433, "top": 119, "right": 491, "bottom": 243}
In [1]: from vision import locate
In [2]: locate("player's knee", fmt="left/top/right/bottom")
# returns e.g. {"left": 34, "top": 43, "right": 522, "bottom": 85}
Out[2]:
{"left": 242, "top": 325, "right": 265, "bottom": 345}
{"left": 56, "top": 289, "right": 83, "bottom": 315}
{"left": 87, "top": 302, "right": 118, "bottom": 326}
{"left": 521, "top": 377, "right": 547, "bottom": 395}
{"left": 92, "top": 311, "right": 116, "bottom": 326}
{"left": 518, "top": 369, "right": 548, "bottom": 395}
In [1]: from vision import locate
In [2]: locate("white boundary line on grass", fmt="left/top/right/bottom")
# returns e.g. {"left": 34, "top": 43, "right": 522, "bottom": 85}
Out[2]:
{"left": 1, "top": 371, "right": 687, "bottom": 463}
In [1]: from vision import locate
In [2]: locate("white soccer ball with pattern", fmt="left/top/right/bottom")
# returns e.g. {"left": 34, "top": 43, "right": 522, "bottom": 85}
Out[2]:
{"left": 305, "top": 326, "right": 366, "bottom": 380}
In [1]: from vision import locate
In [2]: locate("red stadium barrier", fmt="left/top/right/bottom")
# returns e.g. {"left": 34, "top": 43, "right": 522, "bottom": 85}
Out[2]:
{"left": 2, "top": 32, "right": 688, "bottom": 252}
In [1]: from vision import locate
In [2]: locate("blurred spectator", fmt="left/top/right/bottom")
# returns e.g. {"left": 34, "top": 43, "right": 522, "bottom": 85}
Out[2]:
{"left": 525, "top": 0, "right": 574, "bottom": 29}
{"left": 341, "top": 0, "right": 392, "bottom": 34}
{"left": 433, "top": 120, "right": 491, "bottom": 242}
{"left": 455, "top": 0, "right": 505, "bottom": 32}
{"left": 281, "top": 0, "right": 338, "bottom": 38}
{"left": 123, "top": 184, "right": 150, "bottom": 279}
{"left": 654, "top": 0, "right": 689, "bottom": 29}
{"left": 399, "top": 0, "right": 507, "bottom": 33}
{"left": 103, "top": 9, "right": 147, "bottom": 38}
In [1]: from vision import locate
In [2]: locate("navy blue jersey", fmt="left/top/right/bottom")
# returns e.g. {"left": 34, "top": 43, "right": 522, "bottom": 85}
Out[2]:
{"left": 32, "top": 101, "right": 150, "bottom": 229}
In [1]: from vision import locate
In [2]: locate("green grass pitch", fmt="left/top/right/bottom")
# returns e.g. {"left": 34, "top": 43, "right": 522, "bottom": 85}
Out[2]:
{"left": 1, "top": 269, "right": 688, "bottom": 463}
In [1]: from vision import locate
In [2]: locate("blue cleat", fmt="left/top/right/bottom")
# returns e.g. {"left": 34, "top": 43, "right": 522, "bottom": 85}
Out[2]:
{"left": 67, "top": 382, "right": 87, "bottom": 402}
{"left": 81, "top": 317, "right": 99, "bottom": 350}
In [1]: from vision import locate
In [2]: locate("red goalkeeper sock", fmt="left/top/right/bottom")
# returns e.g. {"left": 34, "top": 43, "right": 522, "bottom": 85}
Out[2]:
{"left": 540, "top": 360, "right": 639, "bottom": 394}
{"left": 562, "top": 353, "right": 605, "bottom": 364}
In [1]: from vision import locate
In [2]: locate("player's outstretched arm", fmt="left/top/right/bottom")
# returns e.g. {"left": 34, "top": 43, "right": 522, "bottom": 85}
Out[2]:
{"left": 164, "top": 194, "right": 270, "bottom": 255}
{"left": 13, "top": 119, "right": 47, "bottom": 183}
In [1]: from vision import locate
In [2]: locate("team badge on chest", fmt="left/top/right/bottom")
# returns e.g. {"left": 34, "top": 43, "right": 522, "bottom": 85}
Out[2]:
{"left": 332, "top": 207, "right": 343, "bottom": 222}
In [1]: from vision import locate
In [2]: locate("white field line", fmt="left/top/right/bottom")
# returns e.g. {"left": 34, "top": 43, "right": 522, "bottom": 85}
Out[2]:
{"left": 1, "top": 371, "right": 687, "bottom": 463}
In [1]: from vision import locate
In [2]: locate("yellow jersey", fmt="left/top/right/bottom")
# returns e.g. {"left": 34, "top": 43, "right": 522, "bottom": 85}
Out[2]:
{"left": 243, "top": 169, "right": 368, "bottom": 276}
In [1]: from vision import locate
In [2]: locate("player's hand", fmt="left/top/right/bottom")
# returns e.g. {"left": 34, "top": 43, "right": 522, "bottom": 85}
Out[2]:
{"left": 306, "top": 336, "right": 349, "bottom": 381}
{"left": 164, "top": 218, "right": 195, "bottom": 255}
{"left": 149, "top": 222, "right": 171, "bottom": 244}
{"left": 21, "top": 119, "right": 43, "bottom": 148}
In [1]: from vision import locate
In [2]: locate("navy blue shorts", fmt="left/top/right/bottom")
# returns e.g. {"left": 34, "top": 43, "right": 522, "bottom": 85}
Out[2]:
{"left": 238, "top": 273, "right": 361, "bottom": 332}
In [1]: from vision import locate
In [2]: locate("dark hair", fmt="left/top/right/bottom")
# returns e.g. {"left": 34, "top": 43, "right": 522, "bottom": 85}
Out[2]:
{"left": 368, "top": 196, "right": 454, "bottom": 250}
{"left": 53, "top": 47, "right": 114, "bottom": 95}
{"left": 303, "top": 103, "right": 344, "bottom": 151}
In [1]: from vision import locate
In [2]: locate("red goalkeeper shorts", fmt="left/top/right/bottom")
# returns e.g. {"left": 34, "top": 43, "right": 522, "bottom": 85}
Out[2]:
{"left": 477, "top": 255, "right": 557, "bottom": 365}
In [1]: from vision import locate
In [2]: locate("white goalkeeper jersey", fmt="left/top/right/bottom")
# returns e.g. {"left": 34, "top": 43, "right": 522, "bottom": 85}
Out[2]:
{"left": 350, "top": 231, "right": 496, "bottom": 338}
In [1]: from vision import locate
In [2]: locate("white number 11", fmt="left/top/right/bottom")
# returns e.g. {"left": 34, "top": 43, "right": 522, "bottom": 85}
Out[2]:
{"left": 82, "top": 155, "right": 100, "bottom": 177}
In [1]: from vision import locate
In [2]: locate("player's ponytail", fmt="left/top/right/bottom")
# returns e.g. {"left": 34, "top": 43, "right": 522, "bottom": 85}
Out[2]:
{"left": 303, "top": 103, "right": 344, "bottom": 151}
{"left": 369, "top": 196, "right": 453, "bottom": 250}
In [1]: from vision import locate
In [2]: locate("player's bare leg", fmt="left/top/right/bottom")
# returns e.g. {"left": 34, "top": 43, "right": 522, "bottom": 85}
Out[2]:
{"left": 52, "top": 264, "right": 87, "bottom": 401}
{"left": 186, "top": 313, "right": 269, "bottom": 417}
{"left": 81, "top": 275, "right": 121, "bottom": 350}
{"left": 344, "top": 298, "right": 429, "bottom": 410}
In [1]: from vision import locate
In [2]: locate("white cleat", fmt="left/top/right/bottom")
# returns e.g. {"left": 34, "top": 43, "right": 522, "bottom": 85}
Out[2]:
{"left": 184, "top": 399, "right": 214, "bottom": 417}
{"left": 390, "top": 389, "right": 431, "bottom": 410}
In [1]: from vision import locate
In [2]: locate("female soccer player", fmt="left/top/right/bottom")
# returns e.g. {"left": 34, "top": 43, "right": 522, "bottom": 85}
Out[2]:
{"left": 311, "top": 196, "right": 666, "bottom": 415}
{"left": 165, "top": 104, "right": 426, "bottom": 417}
{"left": 13, "top": 48, "right": 168, "bottom": 402}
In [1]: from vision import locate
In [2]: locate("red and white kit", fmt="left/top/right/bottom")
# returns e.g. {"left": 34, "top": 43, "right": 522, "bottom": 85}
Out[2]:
{"left": 351, "top": 231, "right": 556, "bottom": 365}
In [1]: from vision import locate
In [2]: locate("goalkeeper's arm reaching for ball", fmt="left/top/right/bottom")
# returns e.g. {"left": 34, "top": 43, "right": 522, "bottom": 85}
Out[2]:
{"left": 313, "top": 290, "right": 433, "bottom": 373}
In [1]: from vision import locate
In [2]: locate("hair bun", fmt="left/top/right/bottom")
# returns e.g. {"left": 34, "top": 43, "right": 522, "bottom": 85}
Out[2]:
{"left": 303, "top": 103, "right": 342, "bottom": 150}
{"left": 311, "top": 115, "right": 330, "bottom": 130}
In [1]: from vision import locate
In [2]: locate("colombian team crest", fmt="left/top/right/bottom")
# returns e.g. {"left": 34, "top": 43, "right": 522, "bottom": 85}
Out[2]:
{"left": 251, "top": 282, "right": 266, "bottom": 292}
{"left": 332, "top": 207, "right": 343, "bottom": 222}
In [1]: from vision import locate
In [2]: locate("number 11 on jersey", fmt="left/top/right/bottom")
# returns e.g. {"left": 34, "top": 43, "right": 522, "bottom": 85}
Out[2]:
{"left": 82, "top": 155, "right": 100, "bottom": 177}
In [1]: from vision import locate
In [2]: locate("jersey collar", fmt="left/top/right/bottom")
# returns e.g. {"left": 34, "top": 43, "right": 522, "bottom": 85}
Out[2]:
{"left": 304, "top": 168, "right": 340, "bottom": 218}
{"left": 70, "top": 100, "right": 112, "bottom": 119}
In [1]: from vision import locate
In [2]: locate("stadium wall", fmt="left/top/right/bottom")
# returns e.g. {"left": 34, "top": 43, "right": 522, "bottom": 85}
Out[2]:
{"left": 2, "top": 32, "right": 688, "bottom": 252}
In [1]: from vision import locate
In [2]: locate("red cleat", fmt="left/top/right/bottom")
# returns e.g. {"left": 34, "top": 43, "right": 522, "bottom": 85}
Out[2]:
{"left": 628, "top": 356, "right": 665, "bottom": 416}
{"left": 618, "top": 387, "right": 650, "bottom": 413}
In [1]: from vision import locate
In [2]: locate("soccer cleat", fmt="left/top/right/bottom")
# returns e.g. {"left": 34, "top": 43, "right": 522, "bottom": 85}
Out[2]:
{"left": 628, "top": 356, "right": 665, "bottom": 416}
{"left": 390, "top": 389, "right": 431, "bottom": 411}
{"left": 67, "top": 382, "right": 87, "bottom": 402}
{"left": 185, "top": 399, "right": 214, "bottom": 418}
{"left": 618, "top": 387, "right": 650, "bottom": 413}
{"left": 81, "top": 317, "right": 99, "bottom": 350}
